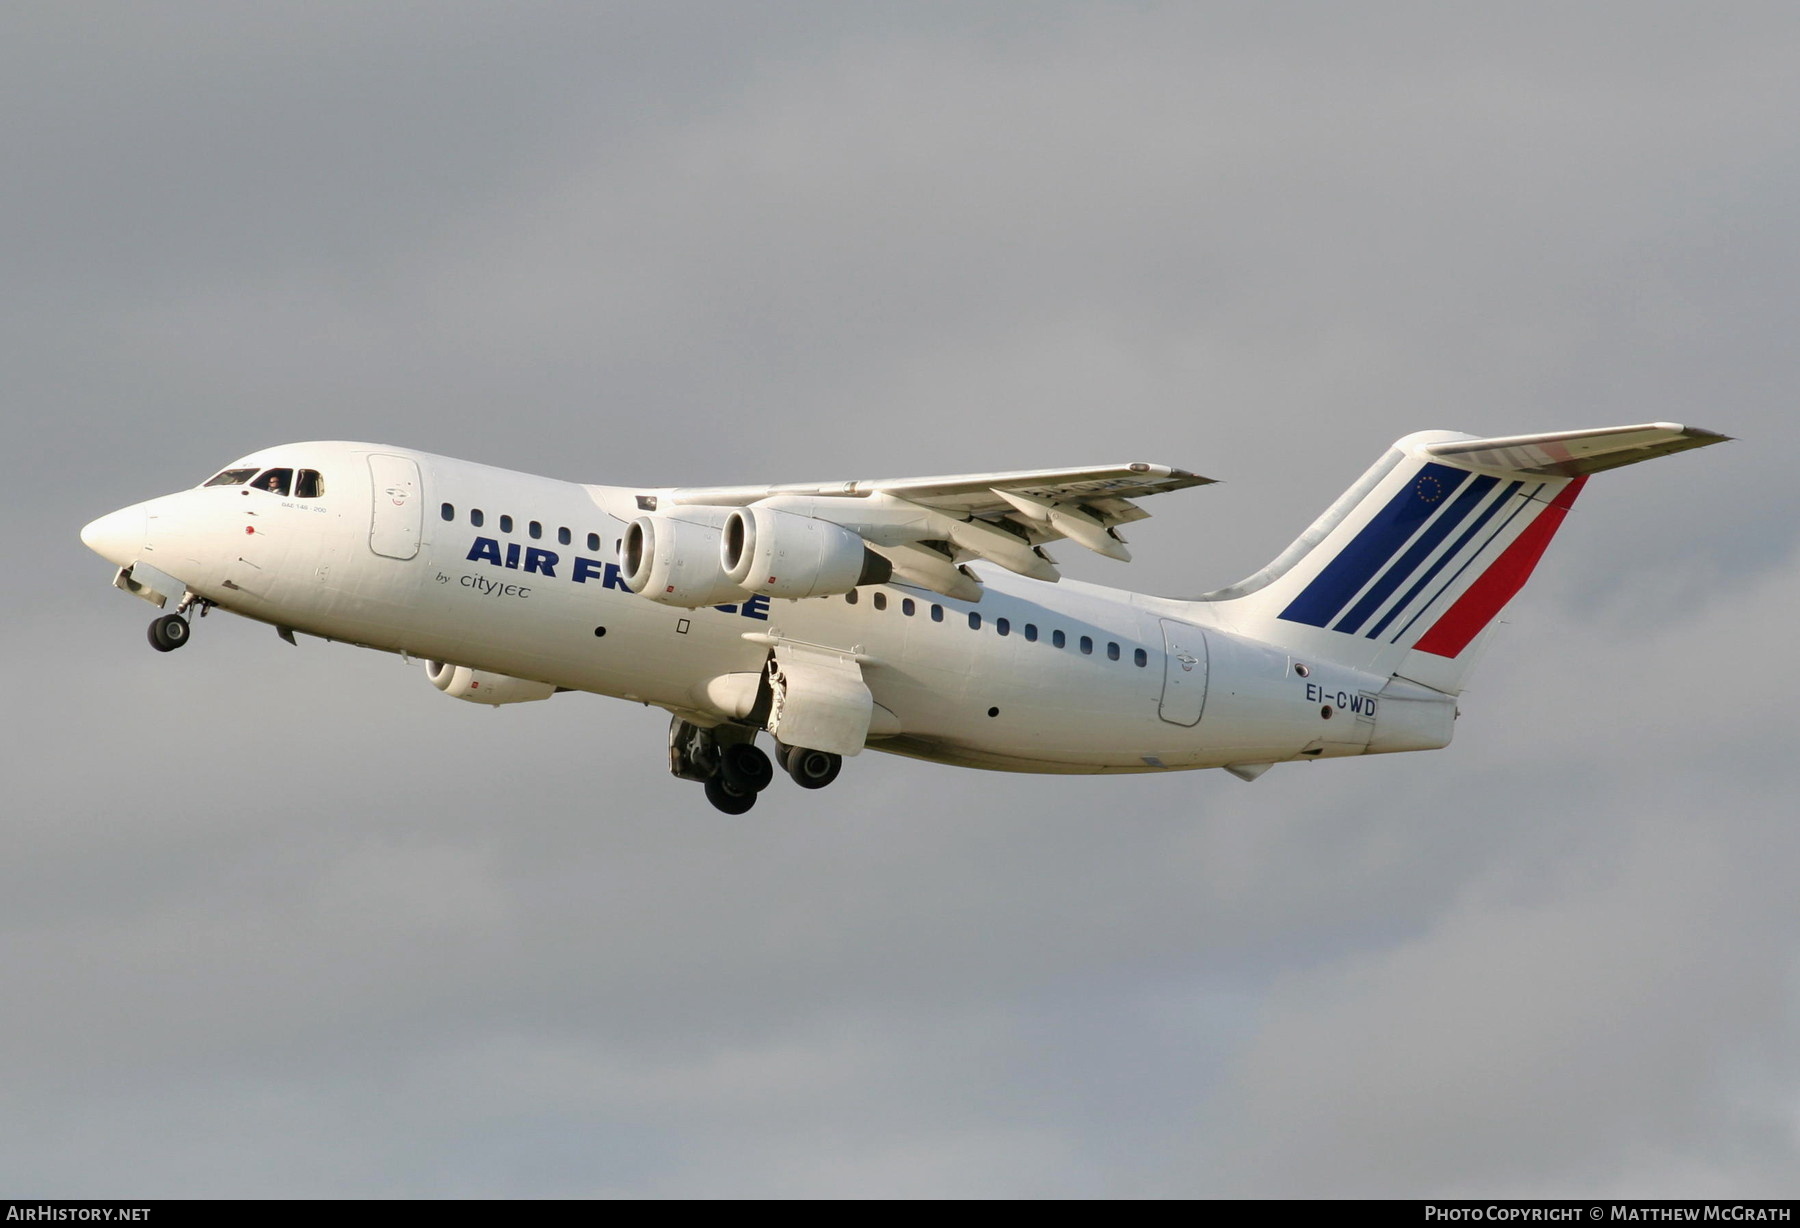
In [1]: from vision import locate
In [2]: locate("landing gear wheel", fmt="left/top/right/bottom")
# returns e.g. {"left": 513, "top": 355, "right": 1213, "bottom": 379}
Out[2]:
{"left": 704, "top": 776, "right": 757, "bottom": 815}
{"left": 148, "top": 614, "right": 190, "bottom": 653}
{"left": 719, "top": 742, "right": 774, "bottom": 794}
{"left": 784, "top": 747, "right": 842, "bottom": 790}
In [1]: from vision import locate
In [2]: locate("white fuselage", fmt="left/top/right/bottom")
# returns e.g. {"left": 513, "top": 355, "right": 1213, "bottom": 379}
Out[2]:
{"left": 84, "top": 441, "right": 1423, "bottom": 777}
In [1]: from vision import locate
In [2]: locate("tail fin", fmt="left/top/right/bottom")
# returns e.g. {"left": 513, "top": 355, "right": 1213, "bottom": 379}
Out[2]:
{"left": 1198, "top": 423, "right": 1728, "bottom": 694}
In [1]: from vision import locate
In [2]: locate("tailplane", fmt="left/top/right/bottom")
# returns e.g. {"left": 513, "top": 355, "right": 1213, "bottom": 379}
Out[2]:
{"left": 1198, "top": 423, "right": 1728, "bottom": 694}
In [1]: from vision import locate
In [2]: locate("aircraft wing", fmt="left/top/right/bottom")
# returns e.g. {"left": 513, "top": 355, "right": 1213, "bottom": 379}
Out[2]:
{"left": 663, "top": 463, "right": 1214, "bottom": 598}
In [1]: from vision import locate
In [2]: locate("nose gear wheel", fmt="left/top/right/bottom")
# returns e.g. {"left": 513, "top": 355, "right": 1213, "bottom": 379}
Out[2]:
{"left": 148, "top": 614, "right": 189, "bottom": 652}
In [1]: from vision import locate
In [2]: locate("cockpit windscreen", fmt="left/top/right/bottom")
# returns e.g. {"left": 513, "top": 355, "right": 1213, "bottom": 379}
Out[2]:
{"left": 202, "top": 467, "right": 258, "bottom": 487}
{"left": 200, "top": 466, "right": 325, "bottom": 498}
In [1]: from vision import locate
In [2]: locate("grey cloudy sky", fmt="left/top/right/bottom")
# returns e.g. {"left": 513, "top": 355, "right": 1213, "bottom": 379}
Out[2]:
{"left": 4, "top": 1, "right": 1794, "bottom": 1198}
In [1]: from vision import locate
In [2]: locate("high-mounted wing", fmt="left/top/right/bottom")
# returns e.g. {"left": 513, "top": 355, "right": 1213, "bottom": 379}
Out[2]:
{"left": 655, "top": 463, "right": 1213, "bottom": 600}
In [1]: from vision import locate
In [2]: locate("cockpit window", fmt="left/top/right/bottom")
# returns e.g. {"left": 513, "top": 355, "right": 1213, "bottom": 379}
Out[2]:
{"left": 202, "top": 467, "right": 259, "bottom": 487}
{"left": 254, "top": 468, "right": 293, "bottom": 496}
{"left": 294, "top": 469, "right": 324, "bottom": 499}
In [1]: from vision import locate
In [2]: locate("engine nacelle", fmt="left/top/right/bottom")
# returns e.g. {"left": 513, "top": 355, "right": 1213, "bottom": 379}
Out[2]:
{"left": 722, "top": 506, "right": 892, "bottom": 599}
{"left": 425, "top": 660, "right": 557, "bottom": 706}
{"left": 620, "top": 513, "right": 752, "bottom": 607}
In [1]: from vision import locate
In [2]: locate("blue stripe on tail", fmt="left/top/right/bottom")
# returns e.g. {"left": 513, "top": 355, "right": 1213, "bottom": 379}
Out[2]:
{"left": 1367, "top": 478, "right": 1521, "bottom": 641}
{"left": 1279, "top": 462, "right": 1470, "bottom": 629}
{"left": 1331, "top": 473, "right": 1500, "bottom": 634}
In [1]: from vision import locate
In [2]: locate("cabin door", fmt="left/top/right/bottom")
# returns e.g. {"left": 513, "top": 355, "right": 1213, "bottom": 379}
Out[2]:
{"left": 1158, "top": 619, "right": 1209, "bottom": 727}
{"left": 367, "top": 454, "right": 422, "bottom": 560}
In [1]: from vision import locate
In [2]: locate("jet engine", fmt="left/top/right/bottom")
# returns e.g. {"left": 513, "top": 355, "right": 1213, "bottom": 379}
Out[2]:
{"left": 722, "top": 506, "right": 891, "bottom": 599}
{"left": 425, "top": 659, "right": 557, "bottom": 706}
{"left": 620, "top": 512, "right": 751, "bottom": 607}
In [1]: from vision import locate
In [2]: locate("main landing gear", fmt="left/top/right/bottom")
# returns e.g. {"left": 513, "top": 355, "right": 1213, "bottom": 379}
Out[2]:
{"left": 702, "top": 741, "right": 775, "bottom": 815}
{"left": 670, "top": 718, "right": 845, "bottom": 813}
{"left": 778, "top": 743, "right": 843, "bottom": 790}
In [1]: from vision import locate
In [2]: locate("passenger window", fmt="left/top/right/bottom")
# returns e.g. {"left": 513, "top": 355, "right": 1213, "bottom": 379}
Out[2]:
{"left": 873, "top": 592, "right": 887, "bottom": 611}
{"left": 471, "top": 509, "right": 485, "bottom": 528}
{"left": 440, "top": 503, "right": 455, "bottom": 521}
{"left": 902, "top": 598, "right": 915, "bottom": 616}
{"left": 202, "top": 467, "right": 258, "bottom": 487}
{"left": 1107, "top": 642, "right": 1120, "bottom": 661}
{"left": 1052, "top": 630, "right": 1066, "bottom": 649}
{"left": 1024, "top": 624, "right": 1038, "bottom": 642}
{"left": 1134, "top": 648, "right": 1148, "bottom": 667}
{"left": 587, "top": 533, "right": 601, "bottom": 551}
{"left": 968, "top": 612, "right": 982, "bottom": 630}
{"left": 500, "top": 515, "right": 514, "bottom": 534}
{"left": 1080, "top": 635, "right": 1093, "bottom": 655}
{"left": 996, "top": 618, "right": 1010, "bottom": 636}
{"left": 931, "top": 605, "right": 944, "bottom": 622}
{"left": 529, "top": 520, "right": 542, "bottom": 540}
{"left": 558, "top": 527, "right": 572, "bottom": 546}
{"left": 845, "top": 590, "right": 858, "bottom": 605}
{"left": 294, "top": 470, "right": 325, "bottom": 499}
{"left": 254, "top": 468, "right": 293, "bottom": 496}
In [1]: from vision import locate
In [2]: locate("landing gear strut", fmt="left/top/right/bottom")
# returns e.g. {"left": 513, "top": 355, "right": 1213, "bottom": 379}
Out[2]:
{"left": 148, "top": 613, "right": 189, "bottom": 652}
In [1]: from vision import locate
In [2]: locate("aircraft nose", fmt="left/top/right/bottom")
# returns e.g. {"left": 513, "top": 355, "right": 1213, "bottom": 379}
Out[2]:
{"left": 80, "top": 505, "right": 146, "bottom": 567}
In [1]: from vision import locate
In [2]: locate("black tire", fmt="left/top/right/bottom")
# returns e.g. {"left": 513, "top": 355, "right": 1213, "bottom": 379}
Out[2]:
{"left": 785, "top": 747, "right": 842, "bottom": 790}
{"left": 704, "top": 775, "right": 757, "bottom": 815}
{"left": 719, "top": 742, "right": 774, "bottom": 794}
{"left": 148, "top": 614, "right": 189, "bottom": 653}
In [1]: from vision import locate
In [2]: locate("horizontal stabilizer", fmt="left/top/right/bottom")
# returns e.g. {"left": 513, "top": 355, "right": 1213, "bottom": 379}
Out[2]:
{"left": 1424, "top": 422, "right": 1730, "bottom": 477}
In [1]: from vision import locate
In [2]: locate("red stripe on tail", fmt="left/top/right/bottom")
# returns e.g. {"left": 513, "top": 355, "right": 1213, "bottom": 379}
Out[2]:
{"left": 1413, "top": 477, "right": 1587, "bottom": 659}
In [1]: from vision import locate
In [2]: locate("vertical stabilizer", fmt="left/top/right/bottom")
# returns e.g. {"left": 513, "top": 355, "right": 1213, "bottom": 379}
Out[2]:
{"left": 1197, "top": 423, "right": 1727, "bottom": 694}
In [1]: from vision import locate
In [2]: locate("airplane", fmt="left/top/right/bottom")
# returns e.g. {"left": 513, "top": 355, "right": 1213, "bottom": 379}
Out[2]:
{"left": 79, "top": 422, "right": 1726, "bottom": 812}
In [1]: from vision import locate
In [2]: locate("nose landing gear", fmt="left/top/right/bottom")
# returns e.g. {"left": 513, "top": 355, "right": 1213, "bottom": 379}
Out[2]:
{"left": 147, "top": 613, "right": 189, "bottom": 652}
{"left": 145, "top": 595, "right": 212, "bottom": 653}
